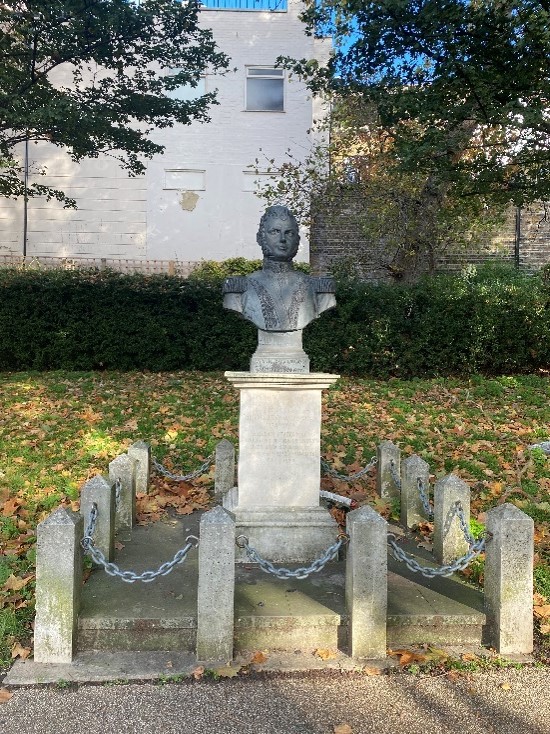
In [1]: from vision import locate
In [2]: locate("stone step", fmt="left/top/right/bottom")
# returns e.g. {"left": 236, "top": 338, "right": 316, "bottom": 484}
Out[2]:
{"left": 77, "top": 517, "right": 486, "bottom": 654}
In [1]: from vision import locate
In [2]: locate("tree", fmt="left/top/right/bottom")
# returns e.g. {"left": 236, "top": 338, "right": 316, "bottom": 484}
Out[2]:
{"left": 254, "top": 101, "right": 505, "bottom": 281}
{"left": 288, "top": 1, "right": 550, "bottom": 208}
{"left": 0, "top": 0, "right": 228, "bottom": 204}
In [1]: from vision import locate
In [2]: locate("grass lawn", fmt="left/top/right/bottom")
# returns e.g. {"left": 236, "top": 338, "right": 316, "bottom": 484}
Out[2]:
{"left": 1, "top": 370, "right": 549, "bottom": 668}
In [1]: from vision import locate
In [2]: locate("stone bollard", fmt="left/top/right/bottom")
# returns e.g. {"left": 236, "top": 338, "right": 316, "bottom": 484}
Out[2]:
{"left": 127, "top": 440, "right": 151, "bottom": 495}
{"left": 433, "top": 474, "right": 470, "bottom": 565}
{"left": 376, "top": 440, "right": 401, "bottom": 501}
{"left": 346, "top": 505, "right": 387, "bottom": 659}
{"left": 80, "top": 474, "right": 116, "bottom": 562}
{"left": 109, "top": 454, "right": 136, "bottom": 539}
{"left": 214, "top": 439, "right": 237, "bottom": 511}
{"left": 196, "top": 506, "right": 235, "bottom": 662}
{"left": 400, "top": 455, "right": 431, "bottom": 529}
{"left": 34, "top": 508, "right": 83, "bottom": 663}
{"left": 484, "top": 504, "right": 534, "bottom": 655}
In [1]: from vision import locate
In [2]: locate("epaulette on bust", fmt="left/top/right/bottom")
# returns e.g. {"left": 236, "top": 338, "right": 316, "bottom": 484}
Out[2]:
{"left": 316, "top": 277, "right": 336, "bottom": 293}
{"left": 222, "top": 276, "right": 247, "bottom": 294}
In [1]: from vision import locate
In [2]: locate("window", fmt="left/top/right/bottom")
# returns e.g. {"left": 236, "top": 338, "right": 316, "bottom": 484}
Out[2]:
{"left": 246, "top": 67, "right": 284, "bottom": 112}
{"left": 165, "top": 71, "right": 206, "bottom": 102}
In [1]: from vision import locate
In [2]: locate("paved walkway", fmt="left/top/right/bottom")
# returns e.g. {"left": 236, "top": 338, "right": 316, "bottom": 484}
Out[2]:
{"left": 1, "top": 668, "right": 549, "bottom": 734}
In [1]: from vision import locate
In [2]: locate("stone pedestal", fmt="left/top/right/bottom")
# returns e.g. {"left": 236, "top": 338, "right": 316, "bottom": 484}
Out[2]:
{"left": 250, "top": 331, "right": 309, "bottom": 373}
{"left": 225, "top": 371, "right": 339, "bottom": 562}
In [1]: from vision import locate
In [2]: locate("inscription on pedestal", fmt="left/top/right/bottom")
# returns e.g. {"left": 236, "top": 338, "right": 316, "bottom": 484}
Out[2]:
{"left": 238, "top": 388, "right": 322, "bottom": 508}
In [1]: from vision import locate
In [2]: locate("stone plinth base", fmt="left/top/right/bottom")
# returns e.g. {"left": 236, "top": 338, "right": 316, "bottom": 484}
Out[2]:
{"left": 250, "top": 331, "right": 309, "bottom": 373}
{"left": 234, "top": 507, "right": 338, "bottom": 563}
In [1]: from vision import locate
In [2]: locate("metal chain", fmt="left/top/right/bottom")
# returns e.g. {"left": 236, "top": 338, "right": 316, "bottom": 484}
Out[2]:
{"left": 153, "top": 453, "right": 214, "bottom": 482}
{"left": 81, "top": 503, "right": 199, "bottom": 583}
{"left": 390, "top": 459, "right": 402, "bottom": 490}
{"left": 417, "top": 477, "right": 434, "bottom": 518}
{"left": 443, "top": 501, "right": 474, "bottom": 543}
{"left": 235, "top": 534, "right": 346, "bottom": 580}
{"left": 320, "top": 455, "right": 377, "bottom": 482}
{"left": 387, "top": 533, "right": 487, "bottom": 578}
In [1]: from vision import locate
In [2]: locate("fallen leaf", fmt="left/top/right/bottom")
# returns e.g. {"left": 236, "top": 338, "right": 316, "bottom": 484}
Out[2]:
{"left": 11, "top": 642, "right": 30, "bottom": 660}
{"left": 2, "top": 574, "right": 35, "bottom": 592}
{"left": 250, "top": 651, "right": 268, "bottom": 665}
{"left": 534, "top": 604, "right": 550, "bottom": 619}
{"left": 212, "top": 664, "right": 240, "bottom": 678}
{"left": 2, "top": 498, "right": 21, "bottom": 517}
{"left": 0, "top": 688, "right": 13, "bottom": 704}
{"left": 501, "top": 682, "right": 512, "bottom": 691}
{"left": 192, "top": 666, "right": 204, "bottom": 680}
{"left": 363, "top": 666, "right": 382, "bottom": 676}
{"left": 114, "top": 541, "right": 125, "bottom": 551}
{"left": 334, "top": 724, "right": 353, "bottom": 734}
{"left": 314, "top": 648, "right": 337, "bottom": 660}
{"left": 388, "top": 648, "right": 428, "bottom": 666}
{"left": 540, "top": 623, "right": 550, "bottom": 634}
{"left": 461, "top": 653, "right": 480, "bottom": 662}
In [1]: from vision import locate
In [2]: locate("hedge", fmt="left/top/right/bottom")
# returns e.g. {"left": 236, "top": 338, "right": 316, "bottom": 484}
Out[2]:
{"left": 0, "top": 263, "right": 548, "bottom": 377}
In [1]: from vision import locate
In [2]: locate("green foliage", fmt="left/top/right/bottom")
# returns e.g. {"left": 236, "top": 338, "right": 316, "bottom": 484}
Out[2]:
{"left": 254, "top": 114, "right": 506, "bottom": 281}
{"left": 534, "top": 565, "right": 550, "bottom": 599}
{"left": 0, "top": 1, "right": 227, "bottom": 202}
{"left": 290, "top": 0, "right": 550, "bottom": 208}
{"left": 0, "top": 263, "right": 548, "bottom": 376}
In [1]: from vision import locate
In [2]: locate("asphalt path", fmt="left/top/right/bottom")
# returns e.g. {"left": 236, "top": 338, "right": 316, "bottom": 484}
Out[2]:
{"left": 1, "top": 668, "right": 549, "bottom": 734}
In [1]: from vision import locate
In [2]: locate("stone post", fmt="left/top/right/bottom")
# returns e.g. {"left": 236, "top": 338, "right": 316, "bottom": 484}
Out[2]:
{"left": 433, "top": 474, "right": 470, "bottom": 565}
{"left": 80, "top": 474, "right": 116, "bottom": 562}
{"left": 400, "top": 455, "right": 431, "bottom": 529}
{"left": 376, "top": 440, "right": 400, "bottom": 501}
{"left": 109, "top": 454, "right": 136, "bottom": 540}
{"left": 214, "top": 439, "right": 237, "bottom": 511}
{"left": 128, "top": 440, "right": 151, "bottom": 495}
{"left": 33, "top": 508, "right": 83, "bottom": 663}
{"left": 484, "top": 504, "right": 534, "bottom": 655}
{"left": 346, "top": 505, "right": 387, "bottom": 659}
{"left": 196, "top": 506, "right": 235, "bottom": 662}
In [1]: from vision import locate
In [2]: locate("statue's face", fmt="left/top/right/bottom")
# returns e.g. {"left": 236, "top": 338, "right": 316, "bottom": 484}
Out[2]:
{"left": 261, "top": 216, "right": 299, "bottom": 262}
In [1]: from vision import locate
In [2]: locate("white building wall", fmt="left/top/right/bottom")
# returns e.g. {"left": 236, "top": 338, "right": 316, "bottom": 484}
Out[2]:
{"left": 0, "top": 1, "right": 329, "bottom": 264}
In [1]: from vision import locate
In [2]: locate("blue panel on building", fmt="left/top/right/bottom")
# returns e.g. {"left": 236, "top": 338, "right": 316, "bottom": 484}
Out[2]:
{"left": 200, "top": 0, "right": 287, "bottom": 11}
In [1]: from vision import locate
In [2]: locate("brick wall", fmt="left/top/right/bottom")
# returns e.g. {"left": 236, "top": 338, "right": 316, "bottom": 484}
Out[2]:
{"left": 310, "top": 192, "right": 550, "bottom": 278}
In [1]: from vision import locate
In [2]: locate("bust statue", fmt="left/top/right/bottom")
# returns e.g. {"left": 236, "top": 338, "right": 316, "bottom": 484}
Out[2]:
{"left": 223, "top": 205, "right": 335, "bottom": 333}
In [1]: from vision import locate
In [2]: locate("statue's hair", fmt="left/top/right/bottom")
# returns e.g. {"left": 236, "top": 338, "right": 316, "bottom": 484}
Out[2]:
{"left": 256, "top": 205, "right": 300, "bottom": 257}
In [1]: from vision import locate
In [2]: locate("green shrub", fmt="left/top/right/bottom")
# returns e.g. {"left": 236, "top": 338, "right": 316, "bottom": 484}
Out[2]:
{"left": 0, "top": 262, "right": 548, "bottom": 376}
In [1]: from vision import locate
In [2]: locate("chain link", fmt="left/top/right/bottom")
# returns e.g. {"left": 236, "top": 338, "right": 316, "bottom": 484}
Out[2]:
{"left": 389, "top": 459, "right": 402, "bottom": 490}
{"left": 235, "top": 535, "right": 346, "bottom": 580}
{"left": 443, "top": 501, "right": 474, "bottom": 543}
{"left": 81, "top": 503, "right": 198, "bottom": 583}
{"left": 153, "top": 453, "right": 214, "bottom": 482}
{"left": 320, "top": 455, "right": 377, "bottom": 482}
{"left": 387, "top": 532, "right": 487, "bottom": 578}
{"left": 417, "top": 477, "right": 434, "bottom": 518}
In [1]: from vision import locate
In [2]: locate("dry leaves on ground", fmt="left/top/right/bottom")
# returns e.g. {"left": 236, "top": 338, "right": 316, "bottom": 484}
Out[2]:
{"left": 0, "top": 689, "right": 13, "bottom": 704}
{"left": 313, "top": 648, "right": 338, "bottom": 660}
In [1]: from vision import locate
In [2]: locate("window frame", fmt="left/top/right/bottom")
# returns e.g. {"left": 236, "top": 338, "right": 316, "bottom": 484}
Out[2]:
{"left": 245, "top": 66, "right": 285, "bottom": 113}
